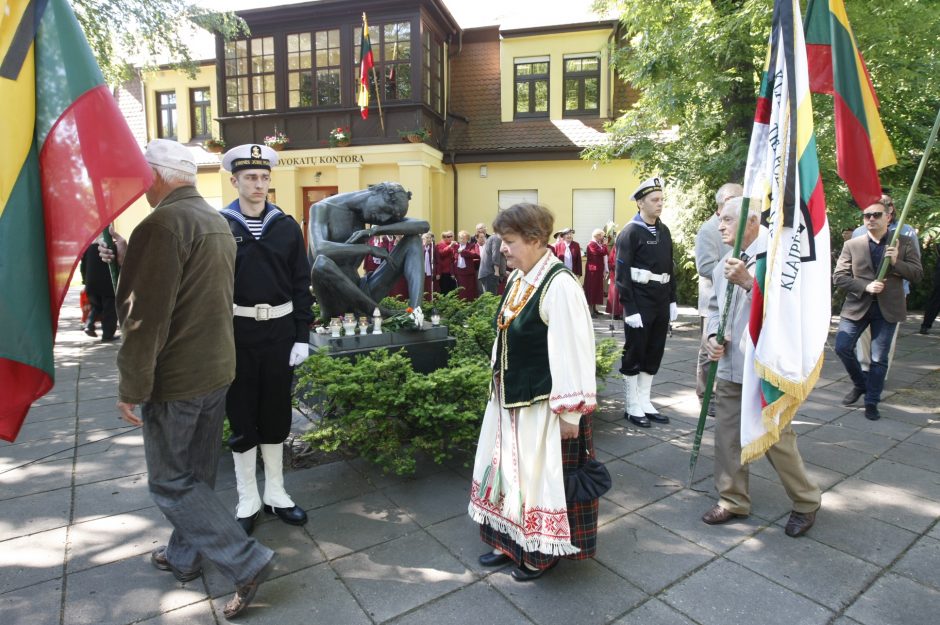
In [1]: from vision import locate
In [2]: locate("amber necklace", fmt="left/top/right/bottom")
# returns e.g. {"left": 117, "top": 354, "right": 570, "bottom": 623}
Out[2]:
{"left": 496, "top": 255, "right": 553, "bottom": 329}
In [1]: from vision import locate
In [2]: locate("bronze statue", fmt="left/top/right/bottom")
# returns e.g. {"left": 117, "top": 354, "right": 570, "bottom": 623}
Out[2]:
{"left": 308, "top": 182, "right": 430, "bottom": 321}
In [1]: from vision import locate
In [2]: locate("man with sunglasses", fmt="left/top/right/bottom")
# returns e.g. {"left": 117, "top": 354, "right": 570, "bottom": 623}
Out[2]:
{"left": 834, "top": 200, "right": 922, "bottom": 421}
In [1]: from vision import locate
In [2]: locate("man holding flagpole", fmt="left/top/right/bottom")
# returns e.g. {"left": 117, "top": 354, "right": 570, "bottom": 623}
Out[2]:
{"left": 701, "top": 197, "right": 821, "bottom": 537}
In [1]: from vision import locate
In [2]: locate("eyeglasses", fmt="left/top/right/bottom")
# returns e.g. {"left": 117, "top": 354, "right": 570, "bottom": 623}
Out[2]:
{"left": 862, "top": 212, "right": 884, "bottom": 220}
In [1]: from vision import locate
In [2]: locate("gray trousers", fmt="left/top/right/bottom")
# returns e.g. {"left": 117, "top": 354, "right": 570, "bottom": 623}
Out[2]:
{"left": 142, "top": 386, "right": 273, "bottom": 585}
{"left": 713, "top": 378, "right": 821, "bottom": 515}
{"left": 479, "top": 274, "right": 500, "bottom": 295}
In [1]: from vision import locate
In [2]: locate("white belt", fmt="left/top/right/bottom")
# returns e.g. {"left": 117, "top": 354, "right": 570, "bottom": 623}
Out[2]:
{"left": 233, "top": 301, "right": 293, "bottom": 321}
{"left": 631, "top": 268, "right": 671, "bottom": 284}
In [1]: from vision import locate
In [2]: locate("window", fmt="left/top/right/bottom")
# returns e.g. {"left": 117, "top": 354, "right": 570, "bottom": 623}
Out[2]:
{"left": 563, "top": 55, "right": 600, "bottom": 116}
{"left": 156, "top": 91, "right": 177, "bottom": 139}
{"left": 514, "top": 57, "right": 549, "bottom": 118}
{"left": 190, "top": 88, "right": 211, "bottom": 140}
{"left": 498, "top": 189, "right": 538, "bottom": 210}
{"left": 223, "top": 36, "right": 275, "bottom": 113}
{"left": 422, "top": 28, "right": 443, "bottom": 113}
{"left": 287, "top": 29, "right": 341, "bottom": 108}
{"left": 356, "top": 21, "right": 412, "bottom": 104}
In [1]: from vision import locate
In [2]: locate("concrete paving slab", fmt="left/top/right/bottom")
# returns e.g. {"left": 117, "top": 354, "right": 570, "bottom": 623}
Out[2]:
{"left": 305, "top": 491, "right": 419, "bottom": 560}
{"left": 135, "top": 600, "right": 217, "bottom": 625}
{"left": 0, "top": 577, "right": 63, "bottom": 625}
{"left": 594, "top": 513, "right": 714, "bottom": 594}
{"left": 386, "top": 580, "right": 533, "bottom": 625}
{"left": 12, "top": 401, "right": 78, "bottom": 424}
{"left": 0, "top": 486, "right": 72, "bottom": 542}
{"left": 892, "top": 535, "right": 940, "bottom": 591}
{"left": 424, "top": 514, "right": 511, "bottom": 577}
{"left": 63, "top": 555, "right": 206, "bottom": 625}
{"left": 726, "top": 525, "right": 880, "bottom": 610}
{"left": 611, "top": 598, "right": 696, "bottom": 625}
{"left": 803, "top": 423, "right": 898, "bottom": 456}
{"left": 71, "top": 473, "right": 153, "bottom": 523}
{"left": 592, "top": 421, "right": 661, "bottom": 458}
{"left": 382, "top": 470, "right": 472, "bottom": 528}
{"left": 331, "top": 532, "right": 475, "bottom": 623}
{"left": 856, "top": 458, "right": 940, "bottom": 503}
{"left": 829, "top": 411, "right": 921, "bottom": 442}
{"left": 881, "top": 440, "right": 940, "bottom": 474}
{"left": 12, "top": 414, "right": 77, "bottom": 443}
{"left": 844, "top": 573, "right": 940, "bottom": 625}
{"left": 794, "top": 436, "right": 878, "bottom": 475}
{"left": 0, "top": 456, "right": 75, "bottom": 499}
{"left": 487, "top": 557, "right": 646, "bottom": 625}
{"left": 0, "top": 526, "right": 67, "bottom": 595}
{"left": 66, "top": 507, "right": 169, "bottom": 574}
{"left": 623, "top": 440, "right": 712, "bottom": 485}
{"left": 602, "top": 459, "right": 682, "bottom": 514}
{"left": 791, "top": 505, "right": 917, "bottom": 567}
{"left": 662, "top": 558, "right": 833, "bottom": 625}
{"left": 905, "top": 425, "right": 940, "bottom": 451}
{"left": 823, "top": 479, "right": 940, "bottom": 534}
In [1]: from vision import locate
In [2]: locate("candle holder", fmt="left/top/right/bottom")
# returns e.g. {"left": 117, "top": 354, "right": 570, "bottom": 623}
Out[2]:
{"left": 329, "top": 317, "right": 342, "bottom": 337}
{"left": 372, "top": 307, "right": 383, "bottom": 334}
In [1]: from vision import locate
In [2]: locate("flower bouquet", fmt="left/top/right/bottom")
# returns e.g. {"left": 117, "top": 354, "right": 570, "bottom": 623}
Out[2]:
{"left": 328, "top": 126, "right": 351, "bottom": 147}
{"left": 381, "top": 306, "right": 424, "bottom": 332}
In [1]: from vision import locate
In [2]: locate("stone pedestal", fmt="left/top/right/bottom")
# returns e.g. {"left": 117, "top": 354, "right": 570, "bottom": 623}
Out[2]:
{"left": 309, "top": 326, "right": 455, "bottom": 373}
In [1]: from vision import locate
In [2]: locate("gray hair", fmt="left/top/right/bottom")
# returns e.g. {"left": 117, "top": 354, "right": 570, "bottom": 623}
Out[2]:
{"left": 153, "top": 163, "right": 196, "bottom": 186}
{"left": 722, "top": 196, "right": 760, "bottom": 222}
{"left": 715, "top": 182, "right": 744, "bottom": 207}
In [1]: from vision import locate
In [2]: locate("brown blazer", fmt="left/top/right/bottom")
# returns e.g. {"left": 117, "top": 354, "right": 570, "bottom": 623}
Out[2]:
{"left": 833, "top": 233, "right": 923, "bottom": 323}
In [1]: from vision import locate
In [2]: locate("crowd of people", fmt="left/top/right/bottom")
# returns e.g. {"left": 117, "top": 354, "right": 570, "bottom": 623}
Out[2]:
{"left": 89, "top": 137, "right": 933, "bottom": 611}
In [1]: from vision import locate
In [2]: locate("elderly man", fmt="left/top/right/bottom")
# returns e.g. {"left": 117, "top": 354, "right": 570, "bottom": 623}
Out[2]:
{"left": 478, "top": 230, "right": 506, "bottom": 295}
{"left": 616, "top": 178, "right": 677, "bottom": 428}
{"left": 113, "top": 139, "right": 275, "bottom": 619}
{"left": 220, "top": 144, "right": 314, "bottom": 534}
{"left": 693, "top": 183, "right": 738, "bottom": 413}
{"left": 701, "top": 197, "right": 821, "bottom": 537}
{"left": 834, "top": 200, "right": 923, "bottom": 420}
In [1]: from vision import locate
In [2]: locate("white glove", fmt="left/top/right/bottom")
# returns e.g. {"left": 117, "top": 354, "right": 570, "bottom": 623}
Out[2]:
{"left": 625, "top": 313, "right": 643, "bottom": 329}
{"left": 669, "top": 302, "right": 678, "bottom": 322}
{"left": 288, "top": 342, "right": 309, "bottom": 366}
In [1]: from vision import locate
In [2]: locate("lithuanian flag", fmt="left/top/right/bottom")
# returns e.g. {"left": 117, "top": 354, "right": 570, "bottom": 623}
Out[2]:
{"left": 0, "top": 0, "right": 152, "bottom": 442}
{"left": 805, "top": 0, "right": 896, "bottom": 209}
{"left": 357, "top": 12, "right": 374, "bottom": 119}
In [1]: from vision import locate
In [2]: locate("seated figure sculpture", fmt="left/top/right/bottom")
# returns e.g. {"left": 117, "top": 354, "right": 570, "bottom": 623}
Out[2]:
{"left": 308, "top": 182, "right": 430, "bottom": 321}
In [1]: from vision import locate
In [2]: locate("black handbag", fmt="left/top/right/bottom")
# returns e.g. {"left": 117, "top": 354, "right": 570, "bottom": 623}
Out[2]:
{"left": 564, "top": 458, "right": 612, "bottom": 502}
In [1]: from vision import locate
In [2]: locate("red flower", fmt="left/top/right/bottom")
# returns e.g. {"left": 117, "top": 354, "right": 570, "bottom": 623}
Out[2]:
{"left": 406, "top": 307, "right": 414, "bottom": 313}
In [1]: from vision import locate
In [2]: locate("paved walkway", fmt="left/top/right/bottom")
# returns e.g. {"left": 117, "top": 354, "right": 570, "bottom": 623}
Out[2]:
{"left": 2, "top": 287, "right": 939, "bottom": 625}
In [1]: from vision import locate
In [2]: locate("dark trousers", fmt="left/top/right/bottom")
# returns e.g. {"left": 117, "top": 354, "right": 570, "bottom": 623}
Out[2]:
{"left": 226, "top": 338, "right": 294, "bottom": 452}
{"left": 834, "top": 302, "right": 897, "bottom": 406}
{"left": 439, "top": 273, "right": 457, "bottom": 295}
{"left": 922, "top": 262, "right": 940, "bottom": 329}
{"left": 479, "top": 274, "right": 500, "bottom": 295}
{"left": 619, "top": 303, "right": 669, "bottom": 376}
{"left": 141, "top": 386, "right": 273, "bottom": 583}
{"left": 86, "top": 289, "right": 117, "bottom": 338}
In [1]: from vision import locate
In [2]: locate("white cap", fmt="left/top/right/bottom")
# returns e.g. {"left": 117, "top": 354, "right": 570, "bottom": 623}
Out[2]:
{"left": 145, "top": 139, "right": 197, "bottom": 175}
{"left": 222, "top": 144, "right": 279, "bottom": 172}
{"left": 631, "top": 176, "right": 663, "bottom": 201}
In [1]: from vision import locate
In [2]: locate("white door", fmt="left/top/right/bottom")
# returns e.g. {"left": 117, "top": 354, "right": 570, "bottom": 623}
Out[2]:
{"left": 572, "top": 189, "right": 615, "bottom": 249}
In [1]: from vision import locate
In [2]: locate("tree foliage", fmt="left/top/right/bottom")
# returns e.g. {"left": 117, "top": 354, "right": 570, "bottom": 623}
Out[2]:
{"left": 589, "top": 0, "right": 940, "bottom": 304}
{"left": 73, "top": 0, "right": 248, "bottom": 84}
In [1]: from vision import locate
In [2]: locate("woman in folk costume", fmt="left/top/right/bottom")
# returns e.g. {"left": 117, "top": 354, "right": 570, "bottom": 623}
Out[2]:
{"left": 453, "top": 230, "right": 480, "bottom": 300}
{"left": 468, "top": 203, "right": 598, "bottom": 581}
{"left": 552, "top": 228, "right": 582, "bottom": 278}
{"left": 583, "top": 228, "right": 609, "bottom": 317}
{"left": 605, "top": 223, "right": 623, "bottom": 319}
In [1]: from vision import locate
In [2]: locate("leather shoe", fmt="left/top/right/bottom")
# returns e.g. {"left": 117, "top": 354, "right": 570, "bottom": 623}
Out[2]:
{"left": 83, "top": 326, "right": 97, "bottom": 337}
{"left": 784, "top": 509, "right": 817, "bottom": 537}
{"left": 223, "top": 554, "right": 277, "bottom": 619}
{"left": 841, "top": 386, "right": 865, "bottom": 406}
{"left": 864, "top": 403, "right": 881, "bottom": 421}
{"left": 626, "top": 412, "right": 651, "bottom": 428}
{"left": 263, "top": 503, "right": 308, "bottom": 526}
{"left": 237, "top": 510, "right": 260, "bottom": 535}
{"left": 701, "top": 504, "right": 746, "bottom": 525}
{"left": 478, "top": 551, "right": 512, "bottom": 567}
{"left": 646, "top": 412, "right": 670, "bottom": 424}
{"left": 150, "top": 546, "right": 202, "bottom": 582}
{"left": 510, "top": 559, "right": 558, "bottom": 582}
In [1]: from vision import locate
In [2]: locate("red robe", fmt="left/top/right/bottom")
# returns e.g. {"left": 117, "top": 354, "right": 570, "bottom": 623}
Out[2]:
{"left": 423, "top": 243, "right": 439, "bottom": 300}
{"left": 453, "top": 241, "right": 480, "bottom": 300}
{"left": 583, "top": 240, "right": 608, "bottom": 306}
{"left": 552, "top": 240, "right": 582, "bottom": 276}
{"left": 605, "top": 245, "right": 623, "bottom": 317}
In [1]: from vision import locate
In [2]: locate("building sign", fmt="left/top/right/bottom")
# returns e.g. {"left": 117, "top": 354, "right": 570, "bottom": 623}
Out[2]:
{"left": 277, "top": 154, "right": 365, "bottom": 167}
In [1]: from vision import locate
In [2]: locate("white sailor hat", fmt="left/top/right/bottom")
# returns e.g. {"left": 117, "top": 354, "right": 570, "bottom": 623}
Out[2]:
{"left": 222, "top": 144, "right": 279, "bottom": 173}
{"left": 631, "top": 176, "right": 663, "bottom": 201}
{"left": 145, "top": 139, "right": 197, "bottom": 175}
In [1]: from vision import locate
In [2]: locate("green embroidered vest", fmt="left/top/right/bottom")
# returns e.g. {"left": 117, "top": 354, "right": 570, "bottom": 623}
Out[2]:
{"left": 494, "top": 262, "right": 572, "bottom": 407}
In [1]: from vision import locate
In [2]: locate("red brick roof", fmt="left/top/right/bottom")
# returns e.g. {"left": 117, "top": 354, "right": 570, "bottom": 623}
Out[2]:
{"left": 447, "top": 30, "right": 609, "bottom": 155}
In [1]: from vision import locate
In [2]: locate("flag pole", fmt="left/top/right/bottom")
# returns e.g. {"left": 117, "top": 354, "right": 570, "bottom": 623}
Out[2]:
{"left": 371, "top": 63, "right": 386, "bottom": 134}
{"left": 876, "top": 104, "right": 940, "bottom": 280}
{"left": 688, "top": 196, "right": 752, "bottom": 486}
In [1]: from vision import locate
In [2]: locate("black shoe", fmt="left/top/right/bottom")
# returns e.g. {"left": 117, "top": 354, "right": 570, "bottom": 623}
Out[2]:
{"left": 263, "top": 503, "right": 308, "bottom": 526}
{"left": 510, "top": 559, "right": 558, "bottom": 582}
{"left": 237, "top": 510, "right": 261, "bottom": 535}
{"left": 83, "top": 326, "right": 97, "bottom": 337}
{"left": 626, "top": 412, "right": 651, "bottom": 428}
{"left": 478, "top": 551, "right": 512, "bottom": 567}
{"left": 646, "top": 412, "right": 670, "bottom": 424}
{"left": 841, "top": 386, "right": 865, "bottom": 406}
{"left": 864, "top": 403, "right": 881, "bottom": 421}
{"left": 101, "top": 335, "right": 120, "bottom": 342}
{"left": 150, "top": 546, "right": 202, "bottom": 582}
{"left": 919, "top": 326, "right": 930, "bottom": 335}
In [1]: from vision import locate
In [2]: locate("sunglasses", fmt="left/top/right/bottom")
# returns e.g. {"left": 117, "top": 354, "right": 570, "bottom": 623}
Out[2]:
{"left": 862, "top": 211, "right": 884, "bottom": 220}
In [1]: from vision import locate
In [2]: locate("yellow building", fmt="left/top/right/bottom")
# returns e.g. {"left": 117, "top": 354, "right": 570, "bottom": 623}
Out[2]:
{"left": 116, "top": 0, "right": 641, "bottom": 252}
